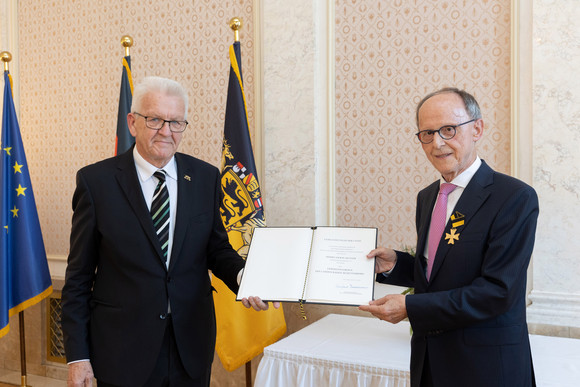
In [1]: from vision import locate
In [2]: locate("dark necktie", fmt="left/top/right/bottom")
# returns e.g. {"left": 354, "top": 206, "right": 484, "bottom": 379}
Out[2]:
{"left": 427, "top": 182, "right": 456, "bottom": 280}
{"left": 151, "top": 170, "right": 170, "bottom": 261}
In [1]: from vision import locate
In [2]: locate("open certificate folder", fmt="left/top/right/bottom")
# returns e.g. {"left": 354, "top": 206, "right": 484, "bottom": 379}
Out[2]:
{"left": 236, "top": 226, "right": 377, "bottom": 306}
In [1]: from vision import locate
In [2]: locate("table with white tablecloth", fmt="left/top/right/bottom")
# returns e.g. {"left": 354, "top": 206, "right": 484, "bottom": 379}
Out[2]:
{"left": 255, "top": 313, "right": 580, "bottom": 387}
{"left": 255, "top": 314, "right": 411, "bottom": 387}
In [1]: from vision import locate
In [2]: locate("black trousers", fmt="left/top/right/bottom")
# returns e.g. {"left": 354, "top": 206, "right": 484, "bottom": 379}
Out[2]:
{"left": 98, "top": 315, "right": 210, "bottom": 387}
{"left": 419, "top": 350, "right": 434, "bottom": 387}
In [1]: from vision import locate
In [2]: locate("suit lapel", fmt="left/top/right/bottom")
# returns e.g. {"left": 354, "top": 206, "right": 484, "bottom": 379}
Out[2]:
{"left": 168, "top": 154, "right": 195, "bottom": 272}
{"left": 428, "top": 161, "right": 494, "bottom": 283}
{"left": 114, "top": 148, "right": 167, "bottom": 265}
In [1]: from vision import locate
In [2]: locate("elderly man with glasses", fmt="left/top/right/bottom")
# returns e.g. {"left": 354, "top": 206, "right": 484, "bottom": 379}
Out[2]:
{"left": 62, "top": 76, "right": 276, "bottom": 387}
{"left": 360, "top": 87, "right": 538, "bottom": 387}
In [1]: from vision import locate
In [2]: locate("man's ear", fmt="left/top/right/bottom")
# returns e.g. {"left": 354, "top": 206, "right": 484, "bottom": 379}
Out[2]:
{"left": 473, "top": 118, "right": 484, "bottom": 141}
{"left": 127, "top": 113, "right": 137, "bottom": 137}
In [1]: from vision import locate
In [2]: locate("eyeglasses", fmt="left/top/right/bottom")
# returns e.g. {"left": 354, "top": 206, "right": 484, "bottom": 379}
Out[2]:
{"left": 133, "top": 112, "right": 188, "bottom": 133}
{"left": 415, "top": 118, "right": 477, "bottom": 144}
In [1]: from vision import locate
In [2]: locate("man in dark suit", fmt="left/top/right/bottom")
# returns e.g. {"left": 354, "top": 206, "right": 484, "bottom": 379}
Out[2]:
{"left": 360, "top": 88, "right": 538, "bottom": 387}
{"left": 62, "top": 76, "right": 274, "bottom": 387}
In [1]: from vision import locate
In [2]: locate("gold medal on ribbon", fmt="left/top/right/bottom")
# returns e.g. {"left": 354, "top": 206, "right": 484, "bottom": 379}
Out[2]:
{"left": 445, "top": 228, "right": 460, "bottom": 245}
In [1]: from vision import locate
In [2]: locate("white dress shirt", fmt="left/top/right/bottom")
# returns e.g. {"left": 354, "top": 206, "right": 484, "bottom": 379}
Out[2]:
{"left": 422, "top": 156, "right": 482, "bottom": 261}
{"left": 133, "top": 146, "right": 178, "bottom": 268}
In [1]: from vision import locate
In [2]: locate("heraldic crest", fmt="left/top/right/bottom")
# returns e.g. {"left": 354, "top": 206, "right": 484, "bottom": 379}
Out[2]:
{"left": 220, "top": 139, "right": 265, "bottom": 258}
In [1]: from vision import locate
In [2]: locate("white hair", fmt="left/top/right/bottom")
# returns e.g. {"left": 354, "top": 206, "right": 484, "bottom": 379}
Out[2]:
{"left": 131, "top": 76, "right": 189, "bottom": 119}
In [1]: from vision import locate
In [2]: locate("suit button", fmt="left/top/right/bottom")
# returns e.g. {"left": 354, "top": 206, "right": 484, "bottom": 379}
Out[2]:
{"left": 160, "top": 313, "right": 167, "bottom": 320}
{"left": 167, "top": 276, "right": 171, "bottom": 283}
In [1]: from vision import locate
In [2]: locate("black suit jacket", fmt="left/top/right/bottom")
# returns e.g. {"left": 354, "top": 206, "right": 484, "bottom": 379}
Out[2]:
{"left": 379, "top": 161, "right": 538, "bottom": 387}
{"left": 62, "top": 148, "right": 245, "bottom": 386}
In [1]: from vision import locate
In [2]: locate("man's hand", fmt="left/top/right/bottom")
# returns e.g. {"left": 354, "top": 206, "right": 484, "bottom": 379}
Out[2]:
{"left": 367, "top": 247, "right": 397, "bottom": 273}
{"left": 359, "top": 294, "right": 408, "bottom": 324}
{"left": 67, "top": 360, "right": 94, "bottom": 387}
{"left": 241, "top": 296, "right": 281, "bottom": 311}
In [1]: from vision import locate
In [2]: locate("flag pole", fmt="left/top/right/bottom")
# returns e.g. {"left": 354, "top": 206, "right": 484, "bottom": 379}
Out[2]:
{"left": 19, "top": 313, "right": 28, "bottom": 387}
{"left": 1, "top": 51, "right": 10, "bottom": 71}
{"left": 1, "top": 50, "right": 30, "bottom": 387}
{"left": 121, "top": 35, "right": 133, "bottom": 57}
{"left": 228, "top": 16, "right": 252, "bottom": 387}
{"left": 230, "top": 16, "right": 242, "bottom": 43}
{"left": 115, "top": 35, "right": 134, "bottom": 155}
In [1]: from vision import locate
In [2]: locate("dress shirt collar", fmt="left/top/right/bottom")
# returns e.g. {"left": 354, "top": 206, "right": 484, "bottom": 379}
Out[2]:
{"left": 132, "top": 146, "right": 177, "bottom": 182}
{"left": 439, "top": 156, "right": 481, "bottom": 189}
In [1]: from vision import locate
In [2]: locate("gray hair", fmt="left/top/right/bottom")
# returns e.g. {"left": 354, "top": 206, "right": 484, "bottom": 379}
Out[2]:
{"left": 415, "top": 87, "right": 481, "bottom": 127}
{"left": 131, "top": 76, "right": 189, "bottom": 119}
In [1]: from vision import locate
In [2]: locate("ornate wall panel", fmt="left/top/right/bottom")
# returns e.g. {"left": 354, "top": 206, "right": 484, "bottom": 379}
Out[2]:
{"left": 335, "top": 1, "right": 511, "bottom": 247}
{"left": 17, "top": 0, "right": 255, "bottom": 256}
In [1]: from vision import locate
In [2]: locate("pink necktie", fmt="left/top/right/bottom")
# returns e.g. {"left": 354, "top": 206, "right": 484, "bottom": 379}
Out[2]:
{"left": 427, "top": 183, "right": 457, "bottom": 280}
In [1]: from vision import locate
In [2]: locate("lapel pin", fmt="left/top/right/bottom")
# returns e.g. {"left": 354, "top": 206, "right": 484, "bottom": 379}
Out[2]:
{"left": 451, "top": 211, "right": 465, "bottom": 228}
{"left": 184, "top": 175, "right": 191, "bottom": 181}
{"left": 445, "top": 228, "right": 460, "bottom": 245}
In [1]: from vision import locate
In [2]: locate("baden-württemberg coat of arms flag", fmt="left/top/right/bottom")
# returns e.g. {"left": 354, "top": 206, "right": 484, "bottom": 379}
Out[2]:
{"left": 213, "top": 41, "right": 286, "bottom": 371}
{"left": 115, "top": 55, "right": 134, "bottom": 155}
{"left": 1, "top": 71, "right": 52, "bottom": 339}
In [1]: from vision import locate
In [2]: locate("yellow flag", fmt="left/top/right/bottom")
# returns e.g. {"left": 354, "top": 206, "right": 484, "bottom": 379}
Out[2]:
{"left": 214, "top": 42, "right": 286, "bottom": 371}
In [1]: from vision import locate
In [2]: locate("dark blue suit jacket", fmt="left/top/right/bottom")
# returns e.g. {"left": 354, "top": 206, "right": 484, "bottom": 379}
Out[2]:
{"left": 62, "top": 148, "right": 245, "bottom": 385}
{"left": 379, "top": 160, "right": 538, "bottom": 387}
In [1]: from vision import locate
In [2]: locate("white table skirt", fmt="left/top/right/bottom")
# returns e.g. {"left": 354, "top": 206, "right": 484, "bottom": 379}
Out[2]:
{"left": 530, "top": 333, "right": 580, "bottom": 387}
{"left": 255, "top": 313, "right": 580, "bottom": 387}
{"left": 255, "top": 314, "right": 411, "bottom": 387}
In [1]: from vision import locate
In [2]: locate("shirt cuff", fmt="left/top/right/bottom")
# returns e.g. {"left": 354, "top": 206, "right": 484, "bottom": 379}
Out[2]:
{"left": 237, "top": 268, "right": 244, "bottom": 285}
{"left": 381, "top": 261, "right": 397, "bottom": 277}
{"left": 67, "top": 359, "right": 90, "bottom": 365}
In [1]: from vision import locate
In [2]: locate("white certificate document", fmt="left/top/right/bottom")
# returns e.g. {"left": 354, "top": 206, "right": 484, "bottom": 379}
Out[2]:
{"left": 236, "top": 226, "right": 377, "bottom": 306}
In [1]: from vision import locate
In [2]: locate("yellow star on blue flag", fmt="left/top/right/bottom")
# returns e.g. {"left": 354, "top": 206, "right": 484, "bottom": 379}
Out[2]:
{"left": 13, "top": 161, "right": 23, "bottom": 173}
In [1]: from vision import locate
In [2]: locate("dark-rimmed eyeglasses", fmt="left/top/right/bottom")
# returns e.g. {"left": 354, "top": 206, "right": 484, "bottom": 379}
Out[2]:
{"left": 133, "top": 112, "right": 188, "bottom": 133}
{"left": 415, "top": 118, "right": 477, "bottom": 144}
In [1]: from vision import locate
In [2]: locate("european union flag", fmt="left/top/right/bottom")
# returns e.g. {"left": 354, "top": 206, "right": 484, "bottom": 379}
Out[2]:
{"left": 1, "top": 71, "right": 52, "bottom": 339}
{"left": 115, "top": 55, "right": 134, "bottom": 155}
